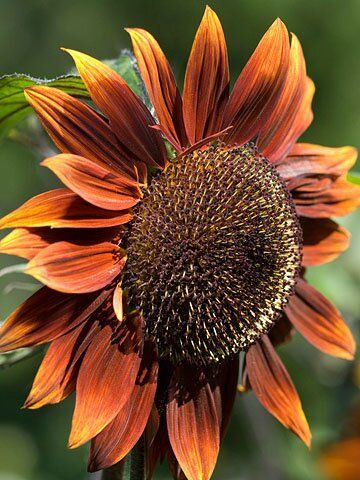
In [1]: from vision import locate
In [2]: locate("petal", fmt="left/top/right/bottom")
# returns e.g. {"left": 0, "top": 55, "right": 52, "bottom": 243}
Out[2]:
{"left": 321, "top": 437, "right": 360, "bottom": 480}
{"left": 223, "top": 18, "right": 290, "bottom": 145}
{"left": 257, "top": 35, "right": 314, "bottom": 162}
{"left": 286, "top": 278, "right": 356, "bottom": 360}
{"left": 126, "top": 28, "right": 187, "bottom": 149}
{"left": 63, "top": 49, "right": 167, "bottom": 169}
{"left": 167, "top": 367, "right": 220, "bottom": 480}
{"left": 217, "top": 357, "right": 239, "bottom": 439}
{"left": 293, "top": 177, "right": 360, "bottom": 218}
{"left": 0, "top": 226, "right": 122, "bottom": 260}
{"left": 0, "top": 287, "right": 109, "bottom": 352}
{"left": 182, "top": 6, "right": 229, "bottom": 144}
{"left": 246, "top": 336, "right": 311, "bottom": 447}
{"left": 112, "top": 283, "right": 124, "bottom": 323}
{"left": 0, "top": 189, "right": 132, "bottom": 229}
{"left": 24, "top": 86, "right": 139, "bottom": 182}
{"left": 24, "top": 321, "right": 91, "bottom": 409}
{"left": 42, "top": 154, "right": 140, "bottom": 210}
{"left": 88, "top": 340, "right": 158, "bottom": 471}
{"left": 69, "top": 316, "right": 143, "bottom": 448}
{"left": 277, "top": 143, "right": 358, "bottom": 179}
{"left": 25, "top": 241, "right": 126, "bottom": 294}
{"left": 301, "top": 218, "right": 350, "bottom": 266}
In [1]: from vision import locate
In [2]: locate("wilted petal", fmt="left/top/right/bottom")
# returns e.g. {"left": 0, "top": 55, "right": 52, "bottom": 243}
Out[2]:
{"left": 167, "top": 367, "right": 220, "bottom": 480}
{"left": 25, "top": 86, "right": 139, "bottom": 182}
{"left": 301, "top": 218, "right": 350, "bottom": 266}
{"left": 127, "top": 28, "right": 187, "bottom": 149}
{"left": 286, "top": 278, "right": 356, "bottom": 360}
{"left": 182, "top": 6, "right": 229, "bottom": 144}
{"left": 223, "top": 18, "right": 290, "bottom": 145}
{"left": 64, "top": 49, "right": 167, "bottom": 169}
{"left": 42, "top": 154, "right": 140, "bottom": 210}
{"left": 257, "top": 35, "right": 314, "bottom": 162}
{"left": 69, "top": 316, "right": 143, "bottom": 448}
{"left": 88, "top": 340, "right": 158, "bottom": 471}
{"left": 0, "top": 189, "right": 132, "bottom": 229}
{"left": 246, "top": 336, "right": 311, "bottom": 447}
{"left": 25, "top": 241, "right": 126, "bottom": 294}
{"left": 0, "top": 287, "right": 109, "bottom": 352}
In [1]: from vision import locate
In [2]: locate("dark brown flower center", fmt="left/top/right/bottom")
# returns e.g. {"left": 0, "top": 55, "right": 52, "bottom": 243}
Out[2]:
{"left": 125, "top": 143, "right": 302, "bottom": 365}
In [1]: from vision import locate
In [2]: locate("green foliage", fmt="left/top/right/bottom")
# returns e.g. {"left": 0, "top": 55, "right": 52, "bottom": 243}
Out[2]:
{"left": 348, "top": 172, "right": 360, "bottom": 185}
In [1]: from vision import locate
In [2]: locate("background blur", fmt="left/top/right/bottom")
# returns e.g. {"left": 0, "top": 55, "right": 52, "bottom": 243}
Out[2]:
{"left": 0, "top": 0, "right": 359, "bottom": 479}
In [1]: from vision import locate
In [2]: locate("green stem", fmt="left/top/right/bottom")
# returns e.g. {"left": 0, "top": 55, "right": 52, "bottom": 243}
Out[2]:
{"left": 100, "top": 438, "right": 145, "bottom": 480}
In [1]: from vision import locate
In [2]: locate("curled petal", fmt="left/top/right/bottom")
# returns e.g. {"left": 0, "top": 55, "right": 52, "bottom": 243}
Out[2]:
{"left": 126, "top": 28, "right": 187, "bottom": 149}
{"left": 69, "top": 316, "right": 143, "bottom": 448}
{"left": 277, "top": 143, "right": 358, "bottom": 179}
{"left": 25, "top": 241, "right": 126, "bottom": 294}
{"left": 112, "top": 283, "right": 124, "bottom": 323}
{"left": 182, "top": 6, "right": 229, "bottom": 144}
{"left": 0, "top": 189, "right": 132, "bottom": 229}
{"left": 301, "top": 218, "right": 350, "bottom": 266}
{"left": 24, "top": 86, "right": 139, "bottom": 182}
{"left": 223, "top": 18, "right": 290, "bottom": 145}
{"left": 246, "top": 336, "right": 311, "bottom": 447}
{"left": 42, "top": 154, "right": 140, "bottom": 210}
{"left": 167, "top": 367, "right": 220, "bottom": 480}
{"left": 286, "top": 279, "right": 356, "bottom": 360}
{"left": 258, "top": 35, "right": 314, "bottom": 162}
{"left": 88, "top": 340, "right": 158, "bottom": 471}
{"left": 63, "top": 49, "right": 167, "bottom": 169}
{"left": 0, "top": 287, "right": 109, "bottom": 352}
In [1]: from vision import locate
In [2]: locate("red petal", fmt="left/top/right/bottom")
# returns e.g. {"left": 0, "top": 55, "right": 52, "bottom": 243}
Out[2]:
{"left": 182, "top": 6, "right": 229, "bottom": 144}
{"left": 246, "top": 336, "right": 311, "bottom": 447}
{"left": 223, "top": 19, "right": 290, "bottom": 145}
{"left": 0, "top": 189, "right": 132, "bottom": 229}
{"left": 64, "top": 49, "right": 167, "bottom": 169}
{"left": 0, "top": 287, "right": 109, "bottom": 352}
{"left": 167, "top": 367, "right": 220, "bottom": 480}
{"left": 301, "top": 218, "right": 350, "bottom": 266}
{"left": 42, "top": 154, "right": 140, "bottom": 210}
{"left": 127, "top": 28, "right": 187, "bottom": 150}
{"left": 258, "top": 35, "right": 314, "bottom": 162}
{"left": 24, "top": 321, "right": 91, "bottom": 409}
{"left": 69, "top": 316, "right": 143, "bottom": 448}
{"left": 88, "top": 340, "right": 158, "bottom": 471}
{"left": 286, "top": 279, "right": 356, "bottom": 360}
{"left": 24, "top": 86, "right": 139, "bottom": 182}
{"left": 25, "top": 241, "right": 126, "bottom": 294}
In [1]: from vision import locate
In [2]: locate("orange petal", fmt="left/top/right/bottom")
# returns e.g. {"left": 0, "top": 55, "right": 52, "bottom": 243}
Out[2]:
{"left": 63, "top": 49, "right": 167, "bottom": 169}
{"left": 223, "top": 18, "right": 290, "bottom": 145}
{"left": 321, "top": 437, "right": 360, "bottom": 480}
{"left": 0, "top": 189, "right": 132, "bottom": 229}
{"left": 286, "top": 278, "right": 356, "bottom": 360}
{"left": 25, "top": 241, "right": 126, "bottom": 294}
{"left": 69, "top": 316, "right": 143, "bottom": 448}
{"left": 277, "top": 143, "right": 358, "bottom": 179}
{"left": 182, "top": 6, "right": 229, "bottom": 145}
{"left": 293, "top": 176, "right": 360, "bottom": 218}
{"left": 88, "top": 340, "right": 158, "bottom": 471}
{"left": 42, "top": 154, "right": 140, "bottom": 210}
{"left": 167, "top": 367, "right": 220, "bottom": 480}
{"left": 126, "top": 28, "right": 187, "bottom": 150}
{"left": 246, "top": 336, "right": 311, "bottom": 447}
{"left": 257, "top": 35, "right": 314, "bottom": 162}
{"left": 112, "top": 283, "right": 124, "bottom": 323}
{"left": 0, "top": 287, "right": 109, "bottom": 352}
{"left": 0, "top": 226, "right": 123, "bottom": 260}
{"left": 24, "top": 86, "right": 139, "bottom": 182}
{"left": 301, "top": 218, "right": 350, "bottom": 266}
{"left": 24, "top": 321, "right": 90, "bottom": 409}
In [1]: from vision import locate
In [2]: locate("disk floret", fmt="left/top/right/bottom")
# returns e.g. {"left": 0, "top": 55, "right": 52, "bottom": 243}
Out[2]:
{"left": 126, "top": 143, "right": 302, "bottom": 364}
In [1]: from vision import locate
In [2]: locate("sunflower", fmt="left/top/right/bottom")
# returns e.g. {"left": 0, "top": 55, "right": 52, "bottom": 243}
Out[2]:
{"left": 0, "top": 6, "right": 359, "bottom": 480}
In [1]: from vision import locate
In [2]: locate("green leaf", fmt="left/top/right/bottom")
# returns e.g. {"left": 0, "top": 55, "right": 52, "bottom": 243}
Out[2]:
{"left": 347, "top": 172, "right": 360, "bottom": 185}
{"left": 0, "top": 74, "right": 89, "bottom": 140}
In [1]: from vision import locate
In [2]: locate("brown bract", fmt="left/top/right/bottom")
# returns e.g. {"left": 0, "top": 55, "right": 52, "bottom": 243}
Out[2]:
{"left": 0, "top": 6, "right": 359, "bottom": 480}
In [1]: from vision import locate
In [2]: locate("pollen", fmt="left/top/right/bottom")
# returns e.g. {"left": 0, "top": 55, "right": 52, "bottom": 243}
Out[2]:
{"left": 125, "top": 143, "right": 302, "bottom": 364}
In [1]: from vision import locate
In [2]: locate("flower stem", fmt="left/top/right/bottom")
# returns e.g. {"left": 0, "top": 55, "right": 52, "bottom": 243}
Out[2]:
{"left": 100, "top": 438, "right": 145, "bottom": 480}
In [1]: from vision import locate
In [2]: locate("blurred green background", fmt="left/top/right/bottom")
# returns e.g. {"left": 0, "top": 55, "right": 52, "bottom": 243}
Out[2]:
{"left": 0, "top": 0, "right": 359, "bottom": 479}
